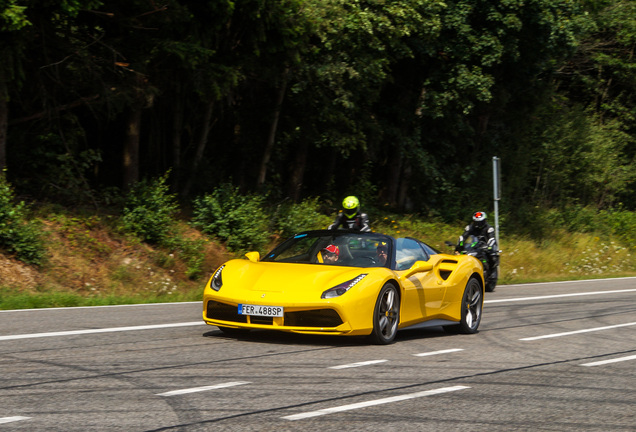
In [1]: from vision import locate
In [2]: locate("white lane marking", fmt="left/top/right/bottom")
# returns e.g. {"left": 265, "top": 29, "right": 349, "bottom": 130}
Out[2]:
{"left": 282, "top": 385, "right": 470, "bottom": 420}
{"left": 413, "top": 348, "right": 464, "bottom": 357}
{"left": 329, "top": 360, "right": 388, "bottom": 369}
{"left": 0, "top": 321, "right": 205, "bottom": 341}
{"left": 485, "top": 288, "right": 636, "bottom": 304}
{"left": 503, "top": 276, "right": 636, "bottom": 288}
{"left": 580, "top": 355, "right": 636, "bottom": 367}
{"left": 0, "top": 301, "right": 200, "bottom": 313}
{"left": 0, "top": 277, "right": 632, "bottom": 313}
{"left": 157, "top": 381, "right": 250, "bottom": 396}
{"left": 520, "top": 322, "right": 636, "bottom": 341}
{"left": 0, "top": 416, "right": 31, "bottom": 424}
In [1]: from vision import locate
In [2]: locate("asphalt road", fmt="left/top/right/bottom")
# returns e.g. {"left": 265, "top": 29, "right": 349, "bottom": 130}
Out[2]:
{"left": 1, "top": 278, "right": 635, "bottom": 431}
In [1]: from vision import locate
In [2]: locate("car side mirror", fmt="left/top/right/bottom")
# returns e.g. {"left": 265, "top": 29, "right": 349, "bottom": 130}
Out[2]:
{"left": 403, "top": 260, "right": 433, "bottom": 278}
{"left": 245, "top": 251, "right": 260, "bottom": 262}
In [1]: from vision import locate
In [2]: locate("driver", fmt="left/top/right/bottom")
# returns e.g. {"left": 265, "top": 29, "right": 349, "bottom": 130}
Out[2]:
{"left": 321, "top": 244, "right": 340, "bottom": 264}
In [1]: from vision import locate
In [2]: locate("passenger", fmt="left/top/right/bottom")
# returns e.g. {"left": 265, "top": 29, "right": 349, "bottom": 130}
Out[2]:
{"left": 376, "top": 244, "right": 388, "bottom": 266}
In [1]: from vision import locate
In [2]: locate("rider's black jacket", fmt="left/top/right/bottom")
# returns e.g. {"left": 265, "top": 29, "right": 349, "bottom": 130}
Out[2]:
{"left": 328, "top": 212, "right": 371, "bottom": 232}
{"left": 455, "top": 222, "right": 498, "bottom": 254}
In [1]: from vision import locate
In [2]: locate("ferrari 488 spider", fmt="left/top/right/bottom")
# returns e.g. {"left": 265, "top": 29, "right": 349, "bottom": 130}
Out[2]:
{"left": 203, "top": 230, "right": 484, "bottom": 344}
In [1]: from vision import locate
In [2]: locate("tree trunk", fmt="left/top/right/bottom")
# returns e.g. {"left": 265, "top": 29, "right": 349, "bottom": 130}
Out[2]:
{"left": 397, "top": 162, "right": 412, "bottom": 210}
{"left": 122, "top": 107, "right": 142, "bottom": 189}
{"left": 384, "top": 150, "right": 403, "bottom": 206}
{"left": 172, "top": 83, "right": 184, "bottom": 192}
{"left": 288, "top": 139, "right": 309, "bottom": 201}
{"left": 0, "top": 70, "right": 7, "bottom": 171}
{"left": 182, "top": 100, "right": 215, "bottom": 197}
{"left": 257, "top": 67, "right": 289, "bottom": 190}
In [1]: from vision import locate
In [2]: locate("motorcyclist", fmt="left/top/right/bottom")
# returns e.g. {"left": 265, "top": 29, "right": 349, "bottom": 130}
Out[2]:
{"left": 328, "top": 196, "right": 371, "bottom": 232}
{"left": 455, "top": 211, "right": 499, "bottom": 280}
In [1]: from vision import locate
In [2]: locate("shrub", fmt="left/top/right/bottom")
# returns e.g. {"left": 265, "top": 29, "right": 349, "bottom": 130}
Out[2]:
{"left": 598, "top": 207, "right": 636, "bottom": 246}
{"left": 192, "top": 184, "right": 270, "bottom": 252}
{"left": 0, "top": 173, "right": 45, "bottom": 265}
{"left": 121, "top": 173, "right": 179, "bottom": 244}
{"left": 161, "top": 234, "right": 206, "bottom": 280}
{"left": 273, "top": 197, "right": 332, "bottom": 237}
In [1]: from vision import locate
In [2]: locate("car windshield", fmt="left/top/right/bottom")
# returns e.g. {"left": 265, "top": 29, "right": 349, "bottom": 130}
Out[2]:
{"left": 261, "top": 231, "right": 392, "bottom": 268}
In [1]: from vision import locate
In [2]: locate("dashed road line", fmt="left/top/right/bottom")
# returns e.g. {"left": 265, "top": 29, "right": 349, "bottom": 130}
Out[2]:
{"left": 413, "top": 348, "right": 464, "bottom": 357}
{"left": 520, "top": 322, "right": 636, "bottom": 341}
{"left": 281, "top": 385, "right": 470, "bottom": 420}
{"left": 0, "top": 416, "right": 31, "bottom": 424}
{"left": 156, "top": 381, "right": 251, "bottom": 396}
{"left": 580, "top": 354, "right": 636, "bottom": 367}
{"left": 329, "top": 360, "right": 388, "bottom": 369}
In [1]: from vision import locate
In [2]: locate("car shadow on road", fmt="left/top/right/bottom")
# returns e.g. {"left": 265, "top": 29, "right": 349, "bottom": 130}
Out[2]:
{"left": 202, "top": 325, "right": 454, "bottom": 346}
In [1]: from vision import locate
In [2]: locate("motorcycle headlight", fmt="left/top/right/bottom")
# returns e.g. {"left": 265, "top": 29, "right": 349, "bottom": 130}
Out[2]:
{"left": 321, "top": 274, "right": 367, "bottom": 299}
{"left": 210, "top": 265, "right": 225, "bottom": 291}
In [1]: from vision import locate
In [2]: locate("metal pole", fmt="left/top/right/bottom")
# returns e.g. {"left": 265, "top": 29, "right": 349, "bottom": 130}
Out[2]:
{"left": 492, "top": 156, "right": 500, "bottom": 247}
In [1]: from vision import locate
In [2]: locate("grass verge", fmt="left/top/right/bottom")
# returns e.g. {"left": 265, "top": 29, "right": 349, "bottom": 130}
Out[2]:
{"left": 1, "top": 211, "right": 635, "bottom": 310}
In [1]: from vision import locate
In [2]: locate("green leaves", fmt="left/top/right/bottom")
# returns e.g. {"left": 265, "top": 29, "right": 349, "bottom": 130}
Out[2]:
{"left": 0, "top": 1, "right": 30, "bottom": 31}
{"left": 192, "top": 184, "right": 270, "bottom": 253}
{"left": 121, "top": 173, "right": 179, "bottom": 244}
{"left": 0, "top": 173, "right": 45, "bottom": 265}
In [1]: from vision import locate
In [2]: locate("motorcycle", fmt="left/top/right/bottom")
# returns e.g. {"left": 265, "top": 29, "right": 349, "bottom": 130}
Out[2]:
{"left": 445, "top": 235, "right": 499, "bottom": 292}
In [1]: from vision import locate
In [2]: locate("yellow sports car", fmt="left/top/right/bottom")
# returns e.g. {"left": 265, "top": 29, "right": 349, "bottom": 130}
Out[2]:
{"left": 203, "top": 230, "right": 484, "bottom": 344}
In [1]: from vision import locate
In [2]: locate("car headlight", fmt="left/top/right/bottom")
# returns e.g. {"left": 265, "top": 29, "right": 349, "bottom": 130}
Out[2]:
{"left": 321, "top": 274, "right": 367, "bottom": 299}
{"left": 210, "top": 265, "right": 225, "bottom": 291}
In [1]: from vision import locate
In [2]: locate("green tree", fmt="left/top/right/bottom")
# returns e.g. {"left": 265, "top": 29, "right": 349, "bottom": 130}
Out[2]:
{"left": 0, "top": 0, "right": 31, "bottom": 170}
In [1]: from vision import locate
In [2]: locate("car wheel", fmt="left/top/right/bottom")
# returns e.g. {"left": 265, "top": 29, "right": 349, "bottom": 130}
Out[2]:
{"left": 368, "top": 283, "right": 400, "bottom": 345}
{"left": 485, "top": 267, "right": 498, "bottom": 292}
{"left": 458, "top": 277, "right": 483, "bottom": 334}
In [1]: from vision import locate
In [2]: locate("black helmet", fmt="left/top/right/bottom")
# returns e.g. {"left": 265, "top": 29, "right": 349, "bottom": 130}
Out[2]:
{"left": 472, "top": 211, "right": 487, "bottom": 229}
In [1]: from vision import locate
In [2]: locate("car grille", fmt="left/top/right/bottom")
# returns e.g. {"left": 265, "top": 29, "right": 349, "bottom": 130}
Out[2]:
{"left": 206, "top": 300, "right": 247, "bottom": 323}
{"left": 284, "top": 309, "right": 343, "bottom": 327}
{"left": 206, "top": 300, "right": 343, "bottom": 328}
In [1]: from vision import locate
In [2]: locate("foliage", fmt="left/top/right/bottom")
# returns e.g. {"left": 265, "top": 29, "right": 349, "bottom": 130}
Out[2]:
{"left": 192, "top": 184, "right": 270, "bottom": 253}
{"left": 553, "top": 205, "right": 636, "bottom": 246}
{"left": 0, "top": 286, "right": 203, "bottom": 309}
{"left": 1, "top": 0, "right": 636, "bottom": 242}
{"left": 272, "top": 197, "right": 332, "bottom": 238}
{"left": 121, "top": 173, "right": 179, "bottom": 244}
{"left": 3, "top": 203, "right": 636, "bottom": 309}
{"left": 0, "top": 173, "right": 45, "bottom": 265}
{"left": 0, "top": 1, "right": 30, "bottom": 32}
{"left": 159, "top": 231, "right": 206, "bottom": 280}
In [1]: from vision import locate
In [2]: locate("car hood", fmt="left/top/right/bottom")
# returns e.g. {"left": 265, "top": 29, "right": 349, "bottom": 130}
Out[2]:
{"left": 221, "top": 259, "right": 370, "bottom": 295}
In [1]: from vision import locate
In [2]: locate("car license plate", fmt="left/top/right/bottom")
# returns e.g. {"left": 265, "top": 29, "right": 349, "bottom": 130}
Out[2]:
{"left": 238, "top": 304, "right": 283, "bottom": 317}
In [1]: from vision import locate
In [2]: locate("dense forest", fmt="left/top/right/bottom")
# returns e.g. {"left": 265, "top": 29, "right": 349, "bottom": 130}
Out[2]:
{"left": 1, "top": 0, "right": 635, "bottom": 230}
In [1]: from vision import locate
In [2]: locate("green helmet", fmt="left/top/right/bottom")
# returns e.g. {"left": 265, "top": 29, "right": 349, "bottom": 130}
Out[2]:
{"left": 342, "top": 196, "right": 360, "bottom": 219}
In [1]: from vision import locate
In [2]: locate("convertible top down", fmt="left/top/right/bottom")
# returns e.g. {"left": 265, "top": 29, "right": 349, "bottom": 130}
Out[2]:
{"left": 203, "top": 230, "right": 484, "bottom": 344}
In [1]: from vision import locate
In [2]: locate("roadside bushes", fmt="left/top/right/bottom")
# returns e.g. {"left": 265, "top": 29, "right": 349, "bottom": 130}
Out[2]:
{"left": 192, "top": 185, "right": 333, "bottom": 253}
{"left": 121, "top": 173, "right": 205, "bottom": 279}
{"left": 192, "top": 184, "right": 270, "bottom": 253}
{"left": 0, "top": 173, "right": 45, "bottom": 265}
{"left": 272, "top": 197, "right": 332, "bottom": 238}
{"left": 121, "top": 173, "right": 179, "bottom": 244}
{"left": 121, "top": 177, "right": 333, "bottom": 275}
